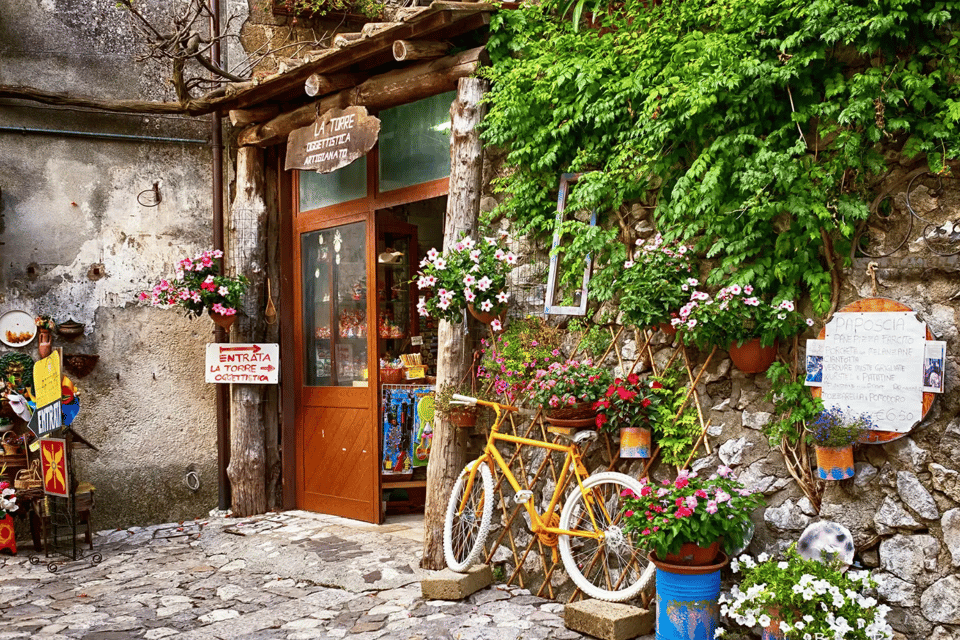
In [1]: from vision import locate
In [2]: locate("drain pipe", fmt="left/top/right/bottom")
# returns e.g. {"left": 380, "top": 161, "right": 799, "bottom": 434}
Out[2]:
{"left": 210, "top": 0, "right": 231, "bottom": 512}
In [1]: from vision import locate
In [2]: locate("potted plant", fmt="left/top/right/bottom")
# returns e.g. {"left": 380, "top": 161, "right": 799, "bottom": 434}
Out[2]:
{"left": 592, "top": 373, "right": 662, "bottom": 457}
{"left": 478, "top": 316, "right": 565, "bottom": 403}
{"left": 0, "top": 476, "right": 18, "bottom": 555}
{"left": 672, "top": 284, "right": 812, "bottom": 373}
{"left": 523, "top": 358, "right": 612, "bottom": 427}
{"left": 809, "top": 407, "right": 873, "bottom": 480}
{"left": 434, "top": 380, "right": 491, "bottom": 428}
{"left": 138, "top": 249, "right": 250, "bottom": 331}
{"left": 622, "top": 466, "right": 765, "bottom": 640}
{"left": 416, "top": 231, "right": 517, "bottom": 330}
{"left": 717, "top": 545, "right": 894, "bottom": 640}
{"left": 591, "top": 234, "right": 697, "bottom": 334}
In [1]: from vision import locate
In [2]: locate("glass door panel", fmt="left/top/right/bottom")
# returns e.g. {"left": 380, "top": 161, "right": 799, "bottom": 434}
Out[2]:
{"left": 301, "top": 222, "right": 368, "bottom": 387}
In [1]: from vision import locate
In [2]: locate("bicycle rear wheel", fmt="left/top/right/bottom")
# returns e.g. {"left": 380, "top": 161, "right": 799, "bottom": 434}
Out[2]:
{"left": 558, "top": 472, "right": 649, "bottom": 601}
{"left": 443, "top": 460, "right": 494, "bottom": 572}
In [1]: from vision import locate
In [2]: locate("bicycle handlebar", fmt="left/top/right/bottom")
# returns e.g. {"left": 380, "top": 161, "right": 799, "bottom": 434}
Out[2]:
{"left": 450, "top": 394, "right": 519, "bottom": 413}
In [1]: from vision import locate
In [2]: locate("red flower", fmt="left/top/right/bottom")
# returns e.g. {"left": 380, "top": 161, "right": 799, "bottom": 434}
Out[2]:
{"left": 641, "top": 398, "right": 652, "bottom": 408}
{"left": 616, "top": 387, "right": 637, "bottom": 401}
{"left": 640, "top": 485, "right": 652, "bottom": 497}
{"left": 627, "top": 373, "right": 639, "bottom": 385}
{"left": 674, "top": 476, "right": 689, "bottom": 489}
{"left": 675, "top": 497, "right": 684, "bottom": 507}
{"left": 651, "top": 381, "right": 664, "bottom": 389}
{"left": 642, "top": 528, "right": 651, "bottom": 535}
{"left": 624, "top": 510, "right": 634, "bottom": 518}
{"left": 675, "top": 506, "right": 693, "bottom": 518}
{"left": 695, "top": 489, "right": 708, "bottom": 499}
{"left": 595, "top": 413, "right": 608, "bottom": 428}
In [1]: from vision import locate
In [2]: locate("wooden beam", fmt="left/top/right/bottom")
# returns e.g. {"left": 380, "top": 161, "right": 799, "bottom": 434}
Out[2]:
{"left": 229, "top": 105, "right": 280, "bottom": 127}
{"left": 304, "top": 72, "right": 363, "bottom": 97}
{"left": 393, "top": 39, "right": 451, "bottom": 61}
{"left": 333, "top": 32, "right": 362, "bottom": 47}
{"left": 238, "top": 46, "right": 486, "bottom": 147}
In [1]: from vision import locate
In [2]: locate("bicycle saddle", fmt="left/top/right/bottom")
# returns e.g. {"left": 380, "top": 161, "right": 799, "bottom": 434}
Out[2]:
{"left": 573, "top": 430, "right": 598, "bottom": 445}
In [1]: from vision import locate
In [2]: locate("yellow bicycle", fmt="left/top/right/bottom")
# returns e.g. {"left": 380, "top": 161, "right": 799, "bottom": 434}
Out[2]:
{"left": 443, "top": 395, "right": 651, "bottom": 601}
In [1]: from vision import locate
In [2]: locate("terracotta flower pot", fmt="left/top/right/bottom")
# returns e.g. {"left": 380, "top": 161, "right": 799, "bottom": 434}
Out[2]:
{"left": 815, "top": 445, "right": 855, "bottom": 480}
{"left": 467, "top": 302, "right": 506, "bottom": 325}
{"left": 544, "top": 403, "right": 596, "bottom": 428}
{"left": 728, "top": 338, "right": 777, "bottom": 374}
{"left": 762, "top": 606, "right": 786, "bottom": 640}
{"left": 447, "top": 406, "right": 477, "bottom": 428}
{"left": 209, "top": 311, "right": 237, "bottom": 331}
{"left": 38, "top": 328, "right": 53, "bottom": 359}
{"left": 663, "top": 540, "right": 721, "bottom": 566}
{"left": 619, "top": 426, "right": 651, "bottom": 458}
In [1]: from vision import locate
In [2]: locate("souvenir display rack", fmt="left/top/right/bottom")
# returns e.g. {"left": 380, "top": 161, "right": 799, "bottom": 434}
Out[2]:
{"left": 29, "top": 429, "right": 101, "bottom": 572}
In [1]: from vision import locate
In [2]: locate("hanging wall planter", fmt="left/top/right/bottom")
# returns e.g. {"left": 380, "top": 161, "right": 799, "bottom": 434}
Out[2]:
{"left": 815, "top": 445, "right": 855, "bottom": 480}
{"left": 619, "top": 426, "right": 651, "bottom": 458}
{"left": 467, "top": 302, "right": 506, "bottom": 325}
{"left": 728, "top": 338, "right": 777, "bottom": 374}
{"left": 446, "top": 406, "right": 477, "bottom": 428}
{"left": 209, "top": 311, "right": 237, "bottom": 332}
{"left": 543, "top": 402, "right": 596, "bottom": 429}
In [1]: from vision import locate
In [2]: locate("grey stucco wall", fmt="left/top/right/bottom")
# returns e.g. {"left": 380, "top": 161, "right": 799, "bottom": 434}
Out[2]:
{"left": 0, "top": 0, "right": 225, "bottom": 528}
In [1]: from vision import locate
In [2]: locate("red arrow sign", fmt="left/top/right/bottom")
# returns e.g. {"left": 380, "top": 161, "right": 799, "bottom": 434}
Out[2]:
{"left": 220, "top": 345, "right": 261, "bottom": 354}
{"left": 263, "top": 364, "right": 276, "bottom": 372}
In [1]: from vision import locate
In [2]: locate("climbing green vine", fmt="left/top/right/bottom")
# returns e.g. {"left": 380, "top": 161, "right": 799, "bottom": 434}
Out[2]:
{"left": 481, "top": 0, "right": 960, "bottom": 313}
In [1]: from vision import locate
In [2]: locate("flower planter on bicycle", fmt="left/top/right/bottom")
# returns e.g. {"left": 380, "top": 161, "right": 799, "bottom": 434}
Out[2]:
{"left": 442, "top": 394, "right": 653, "bottom": 602}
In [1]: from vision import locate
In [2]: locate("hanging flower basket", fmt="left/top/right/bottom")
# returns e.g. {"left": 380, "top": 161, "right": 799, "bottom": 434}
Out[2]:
{"left": 209, "top": 311, "right": 237, "bottom": 331}
{"left": 467, "top": 302, "right": 506, "bottom": 325}
{"left": 543, "top": 402, "right": 596, "bottom": 428}
{"left": 728, "top": 338, "right": 777, "bottom": 374}
{"left": 446, "top": 406, "right": 477, "bottom": 428}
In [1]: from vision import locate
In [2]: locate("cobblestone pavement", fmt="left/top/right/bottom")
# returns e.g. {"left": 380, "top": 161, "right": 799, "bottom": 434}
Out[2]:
{"left": 0, "top": 510, "right": 609, "bottom": 639}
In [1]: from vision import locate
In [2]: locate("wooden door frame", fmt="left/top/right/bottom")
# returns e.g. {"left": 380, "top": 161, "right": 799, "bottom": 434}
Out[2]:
{"left": 280, "top": 119, "right": 450, "bottom": 517}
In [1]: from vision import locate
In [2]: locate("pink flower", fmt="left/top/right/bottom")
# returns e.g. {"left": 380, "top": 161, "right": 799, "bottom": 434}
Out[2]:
{"left": 706, "top": 500, "right": 718, "bottom": 514}
{"left": 717, "top": 465, "right": 733, "bottom": 478}
{"left": 695, "top": 489, "right": 708, "bottom": 499}
{"left": 218, "top": 286, "right": 229, "bottom": 296}
{"left": 620, "top": 488, "right": 635, "bottom": 498}
{"left": 624, "top": 510, "right": 635, "bottom": 518}
{"left": 685, "top": 495, "right": 698, "bottom": 509}
{"left": 715, "top": 489, "right": 731, "bottom": 503}
{"left": 675, "top": 506, "right": 693, "bottom": 518}
{"left": 640, "top": 485, "right": 652, "bottom": 497}
{"left": 491, "top": 319, "right": 503, "bottom": 332}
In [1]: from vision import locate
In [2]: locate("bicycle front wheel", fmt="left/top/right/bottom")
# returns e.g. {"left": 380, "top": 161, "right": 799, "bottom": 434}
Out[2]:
{"left": 443, "top": 460, "right": 494, "bottom": 572}
{"left": 558, "top": 472, "right": 649, "bottom": 602}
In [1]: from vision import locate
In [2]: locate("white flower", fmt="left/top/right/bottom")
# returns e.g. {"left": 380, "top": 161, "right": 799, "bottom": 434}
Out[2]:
{"left": 461, "top": 237, "right": 475, "bottom": 249}
{"left": 469, "top": 249, "right": 482, "bottom": 262}
{"left": 778, "top": 561, "right": 789, "bottom": 570}
{"left": 779, "top": 300, "right": 795, "bottom": 311}
{"left": 491, "top": 319, "right": 503, "bottom": 332}
{"left": 480, "top": 299, "right": 493, "bottom": 312}
{"left": 427, "top": 248, "right": 439, "bottom": 260}
{"left": 434, "top": 257, "right": 447, "bottom": 270}
{"left": 714, "top": 629, "right": 725, "bottom": 638}
{"left": 476, "top": 276, "right": 493, "bottom": 291}
{"left": 494, "top": 249, "right": 505, "bottom": 260}
{"left": 505, "top": 253, "right": 518, "bottom": 265}
{"left": 624, "top": 260, "right": 635, "bottom": 268}
{"left": 496, "top": 291, "right": 509, "bottom": 304}
{"left": 757, "top": 552, "right": 770, "bottom": 563}
{"left": 758, "top": 615, "right": 771, "bottom": 628}
{"left": 464, "top": 288, "right": 476, "bottom": 302}
{"left": 463, "top": 274, "right": 477, "bottom": 287}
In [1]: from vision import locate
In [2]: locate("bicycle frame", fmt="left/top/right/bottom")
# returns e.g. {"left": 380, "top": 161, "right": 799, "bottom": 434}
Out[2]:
{"left": 457, "top": 401, "right": 605, "bottom": 542}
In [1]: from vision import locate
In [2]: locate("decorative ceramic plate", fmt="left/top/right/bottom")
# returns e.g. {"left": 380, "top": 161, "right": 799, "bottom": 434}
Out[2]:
{"left": 797, "top": 521, "right": 855, "bottom": 568}
{"left": 0, "top": 310, "right": 37, "bottom": 348}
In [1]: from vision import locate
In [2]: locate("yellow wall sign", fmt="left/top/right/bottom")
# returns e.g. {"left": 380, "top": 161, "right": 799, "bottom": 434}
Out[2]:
{"left": 34, "top": 351, "right": 62, "bottom": 407}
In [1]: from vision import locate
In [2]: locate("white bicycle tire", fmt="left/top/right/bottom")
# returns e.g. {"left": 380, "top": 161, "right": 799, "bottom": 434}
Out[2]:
{"left": 443, "top": 460, "right": 494, "bottom": 572}
{"left": 558, "top": 471, "right": 648, "bottom": 601}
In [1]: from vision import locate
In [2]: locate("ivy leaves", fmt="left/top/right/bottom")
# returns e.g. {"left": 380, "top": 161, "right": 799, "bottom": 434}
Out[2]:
{"left": 481, "top": 0, "right": 959, "bottom": 315}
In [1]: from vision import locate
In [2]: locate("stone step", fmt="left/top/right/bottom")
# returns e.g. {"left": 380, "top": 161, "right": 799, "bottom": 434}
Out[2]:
{"left": 564, "top": 598, "right": 654, "bottom": 640}
{"left": 420, "top": 564, "right": 493, "bottom": 600}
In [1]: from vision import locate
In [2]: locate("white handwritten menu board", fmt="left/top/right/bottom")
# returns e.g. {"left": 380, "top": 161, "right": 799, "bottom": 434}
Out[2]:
{"left": 815, "top": 312, "right": 926, "bottom": 433}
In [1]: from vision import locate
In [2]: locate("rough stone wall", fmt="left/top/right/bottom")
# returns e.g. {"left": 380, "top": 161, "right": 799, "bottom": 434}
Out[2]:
{"left": 481, "top": 169, "right": 960, "bottom": 637}
{"left": 0, "top": 0, "right": 223, "bottom": 528}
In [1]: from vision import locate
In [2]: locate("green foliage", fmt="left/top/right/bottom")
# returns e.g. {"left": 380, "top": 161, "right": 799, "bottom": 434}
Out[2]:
{"left": 482, "top": 0, "right": 960, "bottom": 314}
{"left": 676, "top": 287, "right": 810, "bottom": 349}
{"left": 764, "top": 362, "right": 824, "bottom": 447}
{"left": 479, "top": 316, "right": 564, "bottom": 401}
{"left": 567, "top": 318, "right": 613, "bottom": 360}
{"left": 590, "top": 234, "right": 697, "bottom": 329}
{"left": 809, "top": 406, "right": 874, "bottom": 447}
{"left": 274, "top": 0, "right": 384, "bottom": 19}
{"left": 649, "top": 364, "right": 701, "bottom": 466}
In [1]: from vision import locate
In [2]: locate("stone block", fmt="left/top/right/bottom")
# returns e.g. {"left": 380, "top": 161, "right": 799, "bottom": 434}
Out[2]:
{"left": 564, "top": 599, "right": 653, "bottom": 640}
{"left": 420, "top": 565, "right": 493, "bottom": 601}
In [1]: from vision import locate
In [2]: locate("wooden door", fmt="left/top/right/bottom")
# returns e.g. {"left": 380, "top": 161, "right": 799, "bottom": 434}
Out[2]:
{"left": 294, "top": 211, "right": 380, "bottom": 523}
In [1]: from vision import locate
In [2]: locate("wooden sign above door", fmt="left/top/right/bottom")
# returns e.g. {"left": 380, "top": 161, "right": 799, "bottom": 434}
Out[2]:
{"left": 285, "top": 105, "right": 380, "bottom": 173}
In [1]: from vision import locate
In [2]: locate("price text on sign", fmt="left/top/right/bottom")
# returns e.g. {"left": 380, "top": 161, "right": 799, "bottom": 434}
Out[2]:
{"left": 205, "top": 343, "right": 280, "bottom": 384}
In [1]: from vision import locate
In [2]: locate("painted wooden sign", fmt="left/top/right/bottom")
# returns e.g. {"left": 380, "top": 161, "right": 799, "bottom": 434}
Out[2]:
{"left": 205, "top": 343, "right": 279, "bottom": 384}
{"left": 285, "top": 106, "right": 380, "bottom": 173}
{"left": 40, "top": 437, "right": 69, "bottom": 497}
{"left": 28, "top": 352, "right": 62, "bottom": 438}
{"left": 806, "top": 298, "right": 945, "bottom": 439}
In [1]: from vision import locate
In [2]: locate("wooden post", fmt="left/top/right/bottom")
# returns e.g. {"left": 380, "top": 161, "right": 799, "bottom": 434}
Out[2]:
{"left": 422, "top": 77, "right": 488, "bottom": 570}
{"left": 393, "top": 40, "right": 451, "bottom": 61}
{"left": 225, "top": 146, "right": 268, "bottom": 517}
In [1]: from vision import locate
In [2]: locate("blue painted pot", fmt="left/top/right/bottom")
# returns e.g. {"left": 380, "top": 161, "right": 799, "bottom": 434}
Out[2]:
{"left": 650, "top": 552, "right": 728, "bottom": 640}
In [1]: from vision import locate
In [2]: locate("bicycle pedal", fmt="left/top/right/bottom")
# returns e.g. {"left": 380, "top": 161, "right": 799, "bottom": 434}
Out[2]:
{"left": 514, "top": 490, "right": 533, "bottom": 504}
